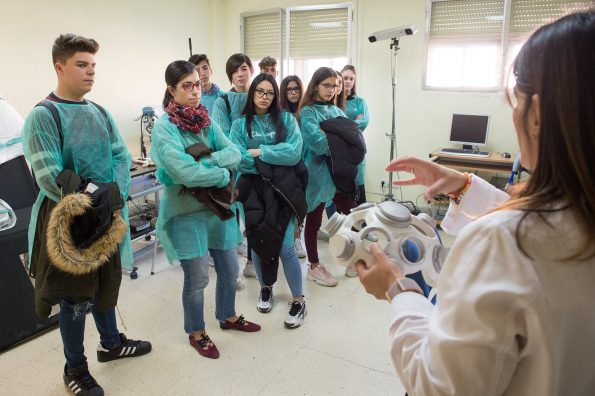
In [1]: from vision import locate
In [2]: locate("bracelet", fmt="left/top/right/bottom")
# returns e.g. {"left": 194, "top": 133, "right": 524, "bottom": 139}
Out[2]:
{"left": 448, "top": 173, "right": 472, "bottom": 204}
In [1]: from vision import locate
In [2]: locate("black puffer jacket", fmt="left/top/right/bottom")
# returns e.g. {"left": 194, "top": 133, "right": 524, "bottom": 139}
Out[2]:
{"left": 237, "top": 158, "right": 308, "bottom": 266}
{"left": 320, "top": 116, "right": 366, "bottom": 198}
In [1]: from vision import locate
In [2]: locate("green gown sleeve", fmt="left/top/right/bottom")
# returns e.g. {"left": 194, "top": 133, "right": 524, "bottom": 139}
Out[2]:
{"left": 229, "top": 117, "right": 258, "bottom": 175}
{"left": 211, "top": 97, "right": 231, "bottom": 136}
{"left": 299, "top": 106, "right": 329, "bottom": 156}
{"left": 105, "top": 111, "right": 132, "bottom": 199}
{"left": 208, "top": 121, "right": 242, "bottom": 170}
{"left": 260, "top": 112, "right": 303, "bottom": 166}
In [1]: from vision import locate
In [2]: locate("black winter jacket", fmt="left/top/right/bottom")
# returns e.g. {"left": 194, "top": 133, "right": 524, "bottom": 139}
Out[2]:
{"left": 320, "top": 116, "right": 366, "bottom": 198}
{"left": 237, "top": 159, "right": 308, "bottom": 267}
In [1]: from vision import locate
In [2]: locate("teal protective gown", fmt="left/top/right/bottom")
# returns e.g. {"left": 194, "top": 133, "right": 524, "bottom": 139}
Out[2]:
{"left": 299, "top": 102, "right": 346, "bottom": 211}
{"left": 230, "top": 111, "right": 303, "bottom": 244}
{"left": 211, "top": 91, "right": 248, "bottom": 136}
{"left": 150, "top": 114, "right": 242, "bottom": 263}
{"left": 22, "top": 97, "right": 133, "bottom": 269}
{"left": 345, "top": 95, "right": 370, "bottom": 185}
{"left": 200, "top": 83, "right": 224, "bottom": 115}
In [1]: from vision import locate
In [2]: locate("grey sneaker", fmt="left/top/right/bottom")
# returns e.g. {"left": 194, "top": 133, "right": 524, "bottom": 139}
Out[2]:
{"left": 307, "top": 263, "right": 338, "bottom": 287}
{"left": 317, "top": 229, "right": 329, "bottom": 241}
{"left": 344, "top": 262, "right": 358, "bottom": 278}
{"left": 243, "top": 260, "right": 256, "bottom": 278}
{"left": 257, "top": 286, "right": 273, "bottom": 313}
{"left": 284, "top": 300, "right": 306, "bottom": 329}
{"left": 294, "top": 238, "right": 306, "bottom": 258}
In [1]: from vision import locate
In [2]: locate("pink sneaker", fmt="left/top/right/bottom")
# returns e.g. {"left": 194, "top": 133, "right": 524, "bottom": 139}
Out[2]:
{"left": 307, "top": 263, "right": 338, "bottom": 287}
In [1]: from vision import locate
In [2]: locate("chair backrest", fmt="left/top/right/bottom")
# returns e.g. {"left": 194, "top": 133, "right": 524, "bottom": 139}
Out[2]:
{"left": 0, "top": 155, "right": 38, "bottom": 210}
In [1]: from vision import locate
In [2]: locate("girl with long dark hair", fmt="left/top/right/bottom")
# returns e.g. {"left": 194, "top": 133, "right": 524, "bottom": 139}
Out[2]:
{"left": 230, "top": 73, "right": 307, "bottom": 328}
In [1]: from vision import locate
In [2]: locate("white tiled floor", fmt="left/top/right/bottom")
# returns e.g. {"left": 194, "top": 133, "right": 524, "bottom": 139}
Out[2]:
{"left": 0, "top": 238, "right": 410, "bottom": 395}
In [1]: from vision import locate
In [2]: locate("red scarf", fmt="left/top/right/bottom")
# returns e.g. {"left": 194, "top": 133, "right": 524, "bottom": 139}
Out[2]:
{"left": 165, "top": 100, "right": 211, "bottom": 134}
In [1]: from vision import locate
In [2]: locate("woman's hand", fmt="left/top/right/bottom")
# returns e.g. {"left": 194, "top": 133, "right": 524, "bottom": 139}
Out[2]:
{"left": 356, "top": 243, "right": 404, "bottom": 301}
{"left": 387, "top": 155, "right": 468, "bottom": 201}
{"left": 355, "top": 114, "right": 364, "bottom": 120}
{"left": 248, "top": 149, "right": 261, "bottom": 158}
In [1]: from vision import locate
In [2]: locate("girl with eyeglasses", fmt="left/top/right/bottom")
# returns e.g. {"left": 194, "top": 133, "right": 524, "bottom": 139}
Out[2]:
{"left": 297, "top": 67, "right": 357, "bottom": 288}
{"left": 280, "top": 75, "right": 308, "bottom": 259}
{"left": 151, "top": 60, "right": 261, "bottom": 359}
{"left": 230, "top": 73, "right": 307, "bottom": 328}
{"left": 357, "top": 11, "right": 595, "bottom": 395}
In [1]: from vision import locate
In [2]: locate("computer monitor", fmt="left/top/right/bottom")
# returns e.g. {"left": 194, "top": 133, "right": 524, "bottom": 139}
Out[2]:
{"left": 449, "top": 114, "right": 490, "bottom": 149}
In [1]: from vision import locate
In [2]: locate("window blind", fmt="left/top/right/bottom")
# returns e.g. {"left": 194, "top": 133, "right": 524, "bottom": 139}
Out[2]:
{"left": 430, "top": 0, "right": 505, "bottom": 38}
{"left": 510, "top": 0, "right": 594, "bottom": 35}
{"left": 288, "top": 7, "right": 349, "bottom": 59}
{"left": 243, "top": 11, "right": 282, "bottom": 60}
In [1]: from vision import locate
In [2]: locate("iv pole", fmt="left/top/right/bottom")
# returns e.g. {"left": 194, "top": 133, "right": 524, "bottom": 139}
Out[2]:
{"left": 383, "top": 37, "right": 400, "bottom": 202}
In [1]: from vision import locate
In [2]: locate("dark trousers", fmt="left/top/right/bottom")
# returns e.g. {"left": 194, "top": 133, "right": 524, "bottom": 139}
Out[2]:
{"left": 304, "top": 192, "right": 356, "bottom": 263}
{"left": 60, "top": 297, "right": 121, "bottom": 369}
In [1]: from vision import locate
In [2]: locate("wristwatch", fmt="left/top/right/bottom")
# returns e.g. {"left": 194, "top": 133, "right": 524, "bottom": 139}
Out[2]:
{"left": 385, "top": 277, "right": 423, "bottom": 302}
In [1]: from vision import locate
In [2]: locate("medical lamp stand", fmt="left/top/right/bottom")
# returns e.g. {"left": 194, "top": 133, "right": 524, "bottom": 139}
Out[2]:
{"left": 383, "top": 37, "right": 400, "bottom": 202}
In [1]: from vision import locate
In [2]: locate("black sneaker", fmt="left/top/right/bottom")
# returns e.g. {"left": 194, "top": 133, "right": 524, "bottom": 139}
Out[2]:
{"left": 96, "top": 333, "right": 152, "bottom": 362}
{"left": 284, "top": 300, "right": 306, "bottom": 329}
{"left": 63, "top": 363, "right": 104, "bottom": 396}
{"left": 257, "top": 286, "right": 273, "bottom": 313}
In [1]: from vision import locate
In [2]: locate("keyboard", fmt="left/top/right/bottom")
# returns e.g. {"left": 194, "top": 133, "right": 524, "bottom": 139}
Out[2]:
{"left": 439, "top": 148, "right": 490, "bottom": 158}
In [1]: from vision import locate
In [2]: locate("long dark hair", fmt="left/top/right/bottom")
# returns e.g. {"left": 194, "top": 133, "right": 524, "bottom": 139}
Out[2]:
{"left": 334, "top": 70, "right": 346, "bottom": 110}
{"left": 341, "top": 64, "right": 357, "bottom": 97}
{"left": 242, "top": 73, "right": 286, "bottom": 143}
{"left": 162, "top": 60, "right": 196, "bottom": 108}
{"left": 504, "top": 11, "right": 595, "bottom": 258}
{"left": 279, "top": 75, "right": 304, "bottom": 113}
{"left": 297, "top": 67, "right": 338, "bottom": 122}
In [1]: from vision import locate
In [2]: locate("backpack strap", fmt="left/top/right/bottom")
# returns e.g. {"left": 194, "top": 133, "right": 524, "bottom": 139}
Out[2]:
{"left": 35, "top": 100, "right": 63, "bottom": 148}
{"left": 221, "top": 93, "right": 232, "bottom": 115}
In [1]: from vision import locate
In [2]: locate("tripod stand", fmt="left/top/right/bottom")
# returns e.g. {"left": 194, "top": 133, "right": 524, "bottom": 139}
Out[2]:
{"left": 383, "top": 37, "right": 402, "bottom": 202}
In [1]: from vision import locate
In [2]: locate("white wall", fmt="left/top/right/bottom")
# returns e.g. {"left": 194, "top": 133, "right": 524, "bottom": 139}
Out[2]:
{"left": 0, "top": 0, "right": 213, "bottom": 155}
{"left": 1, "top": 0, "right": 519, "bottom": 203}
{"left": 218, "top": 0, "right": 519, "bottom": 203}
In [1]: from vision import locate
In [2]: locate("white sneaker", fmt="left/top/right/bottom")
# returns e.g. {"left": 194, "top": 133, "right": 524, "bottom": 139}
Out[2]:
{"left": 257, "top": 286, "right": 273, "bottom": 313}
{"left": 307, "top": 263, "right": 338, "bottom": 287}
{"left": 243, "top": 260, "right": 256, "bottom": 278}
{"left": 284, "top": 300, "right": 306, "bottom": 329}
{"left": 237, "top": 241, "right": 248, "bottom": 257}
{"left": 208, "top": 255, "right": 215, "bottom": 267}
{"left": 294, "top": 238, "right": 306, "bottom": 258}
{"left": 236, "top": 277, "right": 245, "bottom": 291}
{"left": 345, "top": 262, "right": 358, "bottom": 278}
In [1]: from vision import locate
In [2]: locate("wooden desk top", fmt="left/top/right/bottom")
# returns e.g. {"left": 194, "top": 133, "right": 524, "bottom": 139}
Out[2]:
{"left": 430, "top": 149, "right": 514, "bottom": 173}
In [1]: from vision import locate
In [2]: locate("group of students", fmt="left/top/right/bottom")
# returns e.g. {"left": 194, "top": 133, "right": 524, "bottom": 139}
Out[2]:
{"left": 18, "top": 10, "right": 595, "bottom": 396}
{"left": 150, "top": 52, "right": 372, "bottom": 358}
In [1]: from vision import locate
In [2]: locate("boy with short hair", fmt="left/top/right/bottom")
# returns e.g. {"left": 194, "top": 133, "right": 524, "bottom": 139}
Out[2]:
{"left": 188, "top": 53, "right": 224, "bottom": 114}
{"left": 22, "top": 33, "right": 151, "bottom": 396}
{"left": 258, "top": 56, "right": 278, "bottom": 78}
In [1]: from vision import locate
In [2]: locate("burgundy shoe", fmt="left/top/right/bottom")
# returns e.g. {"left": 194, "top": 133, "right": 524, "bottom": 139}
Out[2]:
{"left": 189, "top": 334, "right": 220, "bottom": 359}
{"left": 219, "top": 314, "right": 261, "bottom": 332}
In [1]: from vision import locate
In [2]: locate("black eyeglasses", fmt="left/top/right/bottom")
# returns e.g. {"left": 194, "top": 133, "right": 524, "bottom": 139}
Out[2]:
{"left": 320, "top": 83, "right": 340, "bottom": 90}
{"left": 255, "top": 89, "right": 275, "bottom": 99}
{"left": 177, "top": 81, "right": 202, "bottom": 92}
{"left": 287, "top": 87, "right": 301, "bottom": 94}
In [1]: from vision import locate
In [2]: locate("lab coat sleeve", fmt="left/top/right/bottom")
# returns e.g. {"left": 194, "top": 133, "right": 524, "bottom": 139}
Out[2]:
{"left": 299, "top": 107, "right": 330, "bottom": 156}
{"left": 22, "top": 106, "right": 64, "bottom": 202}
{"left": 229, "top": 118, "right": 257, "bottom": 174}
{"left": 211, "top": 97, "right": 231, "bottom": 136}
{"left": 260, "top": 112, "right": 303, "bottom": 166}
{"left": 440, "top": 175, "right": 510, "bottom": 235}
{"left": 389, "top": 215, "right": 536, "bottom": 395}
{"left": 151, "top": 119, "right": 229, "bottom": 188}
{"left": 106, "top": 111, "right": 132, "bottom": 199}
{"left": 208, "top": 121, "right": 241, "bottom": 170}
{"left": 355, "top": 98, "right": 370, "bottom": 131}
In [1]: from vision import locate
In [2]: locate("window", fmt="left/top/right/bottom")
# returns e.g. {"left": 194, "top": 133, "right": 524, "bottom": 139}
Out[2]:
{"left": 242, "top": 3, "right": 352, "bottom": 84}
{"left": 424, "top": 0, "right": 593, "bottom": 91}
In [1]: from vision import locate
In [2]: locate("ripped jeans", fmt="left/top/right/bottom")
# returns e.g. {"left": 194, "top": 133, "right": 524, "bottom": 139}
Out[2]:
{"left": 59, "top": 297, "right": 122, "bottom": 369}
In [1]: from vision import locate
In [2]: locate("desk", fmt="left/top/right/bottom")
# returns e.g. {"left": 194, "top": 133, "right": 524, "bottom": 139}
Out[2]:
{"left": 429, "top": 149, "right": 514, "bottom": 174}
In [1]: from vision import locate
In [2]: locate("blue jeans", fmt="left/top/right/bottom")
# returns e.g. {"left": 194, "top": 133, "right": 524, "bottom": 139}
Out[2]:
{"left": 60, "top": 298, "right": 121, "bottom": 369}
{"left": 252, "top": 242, "right": 303, "bottom": 298}
{"left": 180, "top": 248, "right": 238, "bottom": 333}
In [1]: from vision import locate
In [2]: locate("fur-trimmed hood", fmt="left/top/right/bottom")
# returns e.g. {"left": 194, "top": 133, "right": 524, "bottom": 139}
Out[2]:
{"left": 46, "top": 192, "right": 127, "bottom": 275}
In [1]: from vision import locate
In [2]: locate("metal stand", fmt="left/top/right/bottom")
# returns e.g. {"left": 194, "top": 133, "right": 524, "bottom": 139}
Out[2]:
{"left": 383, "top": 37, "right": 401, "bottom": 202}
